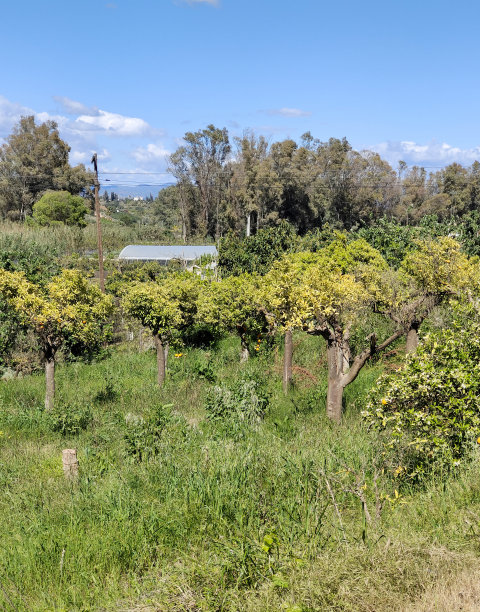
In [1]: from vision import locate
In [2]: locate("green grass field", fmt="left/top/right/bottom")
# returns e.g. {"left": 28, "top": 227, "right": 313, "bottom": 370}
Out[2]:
{"left": 1, "top": 334, "right": 480, "bottom": 611}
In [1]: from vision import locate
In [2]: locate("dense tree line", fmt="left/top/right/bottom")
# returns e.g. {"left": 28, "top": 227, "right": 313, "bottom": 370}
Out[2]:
{"left": 158, "top": 125, "right": 480, "bottom": 240}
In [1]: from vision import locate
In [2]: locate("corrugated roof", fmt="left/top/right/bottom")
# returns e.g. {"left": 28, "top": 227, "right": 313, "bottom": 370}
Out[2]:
{"left": 118, "top": 244, "right": 218, "bottom": 261}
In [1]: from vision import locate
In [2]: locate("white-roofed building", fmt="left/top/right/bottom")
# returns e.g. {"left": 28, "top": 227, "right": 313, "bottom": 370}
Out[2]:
{"left": 118, "top": 244, "right": 217, "bottom": 266}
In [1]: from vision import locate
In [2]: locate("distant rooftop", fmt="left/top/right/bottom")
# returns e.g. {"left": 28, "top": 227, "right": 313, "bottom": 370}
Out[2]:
{"left": 118, "top": 244, "right": 217, "bottom": 262}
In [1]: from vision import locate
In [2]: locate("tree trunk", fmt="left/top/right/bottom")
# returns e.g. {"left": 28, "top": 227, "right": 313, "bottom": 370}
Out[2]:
{"left": 315, "top": 326, "right": 405, "bottom": 423}
{"left": 153, "top": 334, "right": 166, "bottom": 386}
{"left": 45, "top": 356, "right": 55, "bottom": 412}
{"left": 406, "top": 323, "right": 419, "bottom": 353}
{"left": 326, "top": 378, "right": 343, "bottom": 424}
{"left": 164, "top": 342, "right": 169, "bottom": 371}
{"left": 326, "top": 338, "right": 344, "bottom": 423}
{"left": 182, "top": 218, "right": 187, "bottom": 243}
{"left": 283, "top": 329, "right": 293, "bottom": 394}
{"left": 246, "top": 212, "right": 251, "bottom": 237}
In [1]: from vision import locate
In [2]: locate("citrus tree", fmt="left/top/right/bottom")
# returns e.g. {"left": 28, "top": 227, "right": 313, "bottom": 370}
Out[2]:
{"left": 122, "top": 274, "right": 203, "bottom": 386}
{"left": 298, "top": 238, "right": 404, "bottom": 422}
{"left": 363, "top": 308, "right": 480, "bottom": 481}
{"left": 260, "top": 253, "right": 317, "bottom": 392}
{"left": 0, "top": 269, "right": 114, "bottom": 410}
{"left": 197, "top": 274, "right": 266, "bottom": 362}
{"left": 397, "top": 236, "right": 477, "bottom": 352}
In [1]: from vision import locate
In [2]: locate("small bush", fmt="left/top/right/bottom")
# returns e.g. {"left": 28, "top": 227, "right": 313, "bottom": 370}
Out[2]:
{"left": 205, "top": 374, "right": 270, "bottom": 427}
{"left": 93, "top": 379, "right": 118, "bottom": 403}
{"left": 50, "top": 402, "right": 93, "bottom": 436}
{"left": 124, "top": 403, "right": 173, "bottom": 460}
{"left": 190, "top": 356, "right": 216, "bottom": 382}
{"left": 363, "top": 317, "right": 480, "bottom": 481}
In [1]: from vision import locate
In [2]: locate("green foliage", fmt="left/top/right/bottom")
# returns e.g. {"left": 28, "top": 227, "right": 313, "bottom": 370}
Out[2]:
{"left": 0, "top": 268, "right": 114, "bottom": 362}
{"left": 122, "top": 274, "right": 203, "bottom": 346}
{"left": 93, "top": 379, "right": 118, "bottom": 403}
{"left": 363, "top": 315, "right": 480, "bottom": 481}
{"left": 205, "top": 374, "right": 270, "bottom": 427}
{"left": 31, "top": 190, "right": 89, "bottom": 227}
{"left": 0, "top": 116, "right": 93, "bottom": 220}
{"left": 294, "top": 385, "right": 326, "bottom": 413}
{"left": 106, "top": 261, "right": 168, "bottom": 297}
{"left": 356, "top": 219, "right": 418, "bottom": 268}
{"left": 0, "top": 234, "right": 61, "bottom": 365}
{"left": 190, "top": 354, "right": 216, "bottom": 381}
{"left": 50, "top": 402, "right": 92, "bottom": 435}
{"left": 0, "top": 233, "right": 59, "bottom": 283}
{"left": 218, "top": 221, "right": 299, "bottom": 276}
{"left": 124, "top": 403, "right": 173, "bottom": 460}
{"left": 198, "top": 273, "right": 266, "bottom": 350}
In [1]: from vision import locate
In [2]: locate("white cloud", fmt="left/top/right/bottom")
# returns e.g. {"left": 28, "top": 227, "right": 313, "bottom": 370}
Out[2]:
{"left": 265, "top": 107, "right": 312, "bottom": 118}
{"left": 132, "top": 143, "right": 170, "bottom": 164}
{"left": 53, "top": 96, "right": 99, "bottom": 117}
{"left": 74, "top": 110, "right": 152, "bottom": 137}
{"left": 70, "top": 148, "right": 110, "bottom": 164}
{"left": 0, "top": 95, "right": 34, "bottom": 135}
{"left": 372, "top": 140, "right": 480, "bottom": 167}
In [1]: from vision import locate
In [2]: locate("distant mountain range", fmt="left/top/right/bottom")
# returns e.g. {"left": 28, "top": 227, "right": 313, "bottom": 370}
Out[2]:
{"left": 99, "top": 183, "right": 174, "bottom": 199}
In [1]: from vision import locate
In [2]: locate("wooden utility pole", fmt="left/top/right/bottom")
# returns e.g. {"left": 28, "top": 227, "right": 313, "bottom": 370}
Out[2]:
{"left": 91, "top": 153, "right": 105, "bottom": 292}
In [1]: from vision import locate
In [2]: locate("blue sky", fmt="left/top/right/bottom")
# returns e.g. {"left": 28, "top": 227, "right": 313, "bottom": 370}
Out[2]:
{"left": 1, "top": 0, "right": 480, "bottom": 188}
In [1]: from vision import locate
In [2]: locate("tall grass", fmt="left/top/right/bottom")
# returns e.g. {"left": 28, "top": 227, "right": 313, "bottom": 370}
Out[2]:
{"left": 0, "top": 336, "right": 479, "bottom": 610}
{"left": 0, "top": 220, "right": 215, "bottom": 258}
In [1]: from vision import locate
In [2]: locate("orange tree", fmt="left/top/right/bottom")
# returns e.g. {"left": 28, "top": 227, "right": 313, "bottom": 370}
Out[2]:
{"left": 197, "top": 273, "right": 267, "bottom": 362}
{"left": 295, "top": 238, "right": 404, "bottom": 422}
{"left": 397, "top": 236, "right": 477, "bottom": 352}
{"left": 0, "top": 269, "right": 114, "bottom": 410}
{"left": 122, "top": 273, "right": 203, "bottom": 386}
{"left": 259, "top": 252, "right": 317, "bottom": 393}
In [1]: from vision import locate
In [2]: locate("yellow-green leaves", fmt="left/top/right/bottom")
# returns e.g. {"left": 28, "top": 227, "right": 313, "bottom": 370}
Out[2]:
{"left": 0, "top": 268, "right": 114, "bottom": 352}
{"left": 122, "top": 273, "right": 203, "bottom": 343}
{"left": 198, "top": 273, "right": 263, "bottom": 333}
{"left": 401, "top": 237, "right": 472, "bottom": 296}
{"left": 122, "top": 281, "right": 182, "bottom": 340}
{"left": 260, "top": 256, "right": 312, "bottom": 331}
{"left": 260, "top": 239, "right": 388, "bottom": 333}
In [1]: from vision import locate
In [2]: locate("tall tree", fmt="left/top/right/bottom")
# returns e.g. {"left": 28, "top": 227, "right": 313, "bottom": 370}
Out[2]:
{"left": 0, "top": 116, "right": 93, "bottom": 220}
{"left": 169, "top": 125, "right": 231, "bottom": 239}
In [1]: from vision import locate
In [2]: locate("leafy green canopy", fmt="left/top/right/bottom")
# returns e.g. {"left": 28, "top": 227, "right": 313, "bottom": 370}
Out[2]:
{"left": 0, "top": 269, "right": 114, "bottom": 357}
{"left": 32, "top": 190, "right": 88, "bottom": 227}
{"left": 261, "top": 237, "right": 389, "bottom": 333}
{"left": 218, "top": 221, "right": 298, "bottom": 276}
{"left": 121, "top": 274, "right": 203, "bottom": 346}
{"left": 197, "top": 274, "right": 267, "bottom": 356}
{"left": 0, "top": 235, "right": 61, "bottom": 366}
{"left": 363, "top": 311, "right": 480, "bottom": 481}
{"left": 0, "top": 116, "right": 93, "bottom": 220}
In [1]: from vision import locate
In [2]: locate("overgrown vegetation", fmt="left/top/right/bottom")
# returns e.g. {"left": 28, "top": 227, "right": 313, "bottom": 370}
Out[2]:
{"left": 3, "top": 116, "right": 480, "bottom": 610}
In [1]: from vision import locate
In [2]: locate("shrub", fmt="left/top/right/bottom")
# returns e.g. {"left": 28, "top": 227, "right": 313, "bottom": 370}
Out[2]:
{"left": 363, "top": 317, "right": 480, "bottom": 481}
{"left": 124, "top": 403, "right": 173, "bottom": 460}
{"left": 190, "top": 355, "right": 216, "bottom": 382}
{"left": 32, "top": 191, "right": 88, "bottom": 228}
{"left": 205, "top": 374, "right": 270, "bottom": 427}
{"left": 50, "top": 402, "right": 93, "bottom": 436}
{"left": 93, "top": 379, "right": 118, "bottom": 403}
